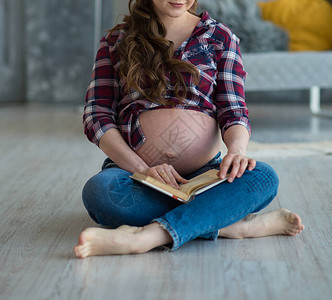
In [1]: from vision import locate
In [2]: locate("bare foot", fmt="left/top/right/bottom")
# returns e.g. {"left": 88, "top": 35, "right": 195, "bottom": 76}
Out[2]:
{"left": 117, "top": 225, "right": 144, "bottom": 234}
{"left": 218, "top": 208, "right": 305, "bottom": 239}
{"left": 73, "top": 223, "right": 172, "bottom": 258}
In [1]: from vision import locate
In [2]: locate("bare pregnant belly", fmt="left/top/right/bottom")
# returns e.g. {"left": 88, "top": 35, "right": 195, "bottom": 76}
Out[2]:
{"left": 135, "top": 108, "right": 222, "bottom": 176}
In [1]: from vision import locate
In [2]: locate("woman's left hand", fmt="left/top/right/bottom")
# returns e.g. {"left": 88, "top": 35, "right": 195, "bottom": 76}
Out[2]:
{"left": 217, "top": 152, "right": 256, "bottom": 183}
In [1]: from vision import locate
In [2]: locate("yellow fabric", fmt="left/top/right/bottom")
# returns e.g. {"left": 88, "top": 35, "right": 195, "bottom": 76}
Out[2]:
{"left": 257, "top": 0, "right": 332, "bottom": 51}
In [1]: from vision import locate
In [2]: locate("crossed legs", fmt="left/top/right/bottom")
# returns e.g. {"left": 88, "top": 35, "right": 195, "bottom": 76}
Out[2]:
{"left": 74, "top": 162, "right": 304, "bottom": 258}
{"left": 74, "top": 208, "right": 304, "bottom": 258}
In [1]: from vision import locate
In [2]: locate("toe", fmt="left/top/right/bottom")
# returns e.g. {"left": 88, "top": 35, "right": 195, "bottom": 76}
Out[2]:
{"left": 290, "top": 213, "right": 301, "bottom": 225}
{"left": 74, "top": 246, "right": 81, "bottom": 257}
{"left": 74, "top": 245, "right": 88, "bottom": 258}
{"left": 73, "top": 245, "right": 80, "bottom": 256}
{"left": 287, "top": 228, "right": 298, "bottom": 236}
{"left": 79, "top": 249, "right": 90, "bottom": 258}
{"left": 298, "top": 225, "right": 305, "bottom": 234}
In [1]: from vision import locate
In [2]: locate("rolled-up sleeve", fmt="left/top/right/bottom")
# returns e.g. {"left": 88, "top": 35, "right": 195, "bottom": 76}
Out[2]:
{"left": 214, "top": 33, "right": 251, "bottom": 139}
{"left": 83, "top": 36, "right": 120, "bottom": 146}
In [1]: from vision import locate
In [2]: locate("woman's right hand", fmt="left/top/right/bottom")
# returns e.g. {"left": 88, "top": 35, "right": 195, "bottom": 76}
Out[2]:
{"left": 142, "top": 163, "right": 189, "bottom": 189}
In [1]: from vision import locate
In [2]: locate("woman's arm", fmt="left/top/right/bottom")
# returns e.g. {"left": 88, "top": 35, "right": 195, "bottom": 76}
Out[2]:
{"left": 99, "top": 128, "right": 149, "bottom": 174}
{"left": 212, "top": 29, "right": 255, "bottom": 182}
{"left": 83, "top": 34, "right": 121, "bottom": 145}
{"left": 217, "top": 125, "right": 256, "bottom": 183}
{"left": 223, "top": 124, "right": 249, "bottom": 156}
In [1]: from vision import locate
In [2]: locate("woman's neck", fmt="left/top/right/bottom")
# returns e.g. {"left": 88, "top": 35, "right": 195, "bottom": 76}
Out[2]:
{"left": 161, "top": 11, "right": 192, "bottom": 33}
{"left": 163, "top": 12, "right": 200, "bottom": 48}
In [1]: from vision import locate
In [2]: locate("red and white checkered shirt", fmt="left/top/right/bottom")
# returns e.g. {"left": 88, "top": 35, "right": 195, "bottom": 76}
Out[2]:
{"left": 83, "top": 11, "right": 251, "bottom": 150}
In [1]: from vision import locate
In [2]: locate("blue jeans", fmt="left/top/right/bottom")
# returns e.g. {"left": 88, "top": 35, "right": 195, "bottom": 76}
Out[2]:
{"left": 82, "top": 152, "right": 279, "bottom": 250}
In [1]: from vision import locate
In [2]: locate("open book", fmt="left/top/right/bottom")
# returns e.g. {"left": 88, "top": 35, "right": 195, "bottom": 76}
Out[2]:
{"left": 130, "top": 169, "right": 227, "bottom": 203}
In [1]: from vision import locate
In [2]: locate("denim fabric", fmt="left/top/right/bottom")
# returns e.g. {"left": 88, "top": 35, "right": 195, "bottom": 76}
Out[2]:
{"left": 82, "top": 152, "right": 279, "bottom": 250}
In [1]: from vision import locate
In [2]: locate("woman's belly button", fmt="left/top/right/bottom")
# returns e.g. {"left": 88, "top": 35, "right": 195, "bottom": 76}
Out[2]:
{"left": 135, "top": 109, "right": 222, "bottom": 172}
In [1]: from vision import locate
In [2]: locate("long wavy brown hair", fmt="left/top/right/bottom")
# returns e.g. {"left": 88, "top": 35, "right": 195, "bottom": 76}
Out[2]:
{"left": 109, "top": 0, "right": 200, "bottom": 106}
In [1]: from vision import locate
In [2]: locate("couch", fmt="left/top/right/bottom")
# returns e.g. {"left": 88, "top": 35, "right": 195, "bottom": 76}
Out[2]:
{"left": 199, "top": 0, "right": 332, "bottom": 115}
{"left": 242, "top": 51, "right": 332, "bottom": 115}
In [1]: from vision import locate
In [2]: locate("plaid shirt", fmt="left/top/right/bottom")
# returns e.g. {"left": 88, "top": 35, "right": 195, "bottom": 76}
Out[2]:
{"left": 83, "top": 11, "right": 251, "bottom": 150}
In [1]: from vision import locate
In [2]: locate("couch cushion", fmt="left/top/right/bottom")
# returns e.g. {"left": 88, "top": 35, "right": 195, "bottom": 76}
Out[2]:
{"left": 198, "top": 0, "right": 288, "bottom": 53}
{"left": 258, "top": 0, "right": 332, "bottom": 51}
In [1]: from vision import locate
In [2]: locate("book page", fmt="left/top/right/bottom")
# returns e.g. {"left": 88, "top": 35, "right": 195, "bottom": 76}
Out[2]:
{"left": 131, "top": 169, "right": 223, "bottom": 201}
{"left": 179, "top": 169, "right": 221, "bottom": 195}
{"left": 131, "top": 172, "right": 189, "bottom": 200}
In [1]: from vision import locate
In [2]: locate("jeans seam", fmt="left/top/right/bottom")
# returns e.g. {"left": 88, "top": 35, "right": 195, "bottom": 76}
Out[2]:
{"left": 209, "top": 230, "right": 219, "bottom": 240}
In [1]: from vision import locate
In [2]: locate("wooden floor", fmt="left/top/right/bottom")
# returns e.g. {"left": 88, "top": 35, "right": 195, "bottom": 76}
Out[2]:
{"left": 0, "top": 103, "right": 331, "bottom": 300}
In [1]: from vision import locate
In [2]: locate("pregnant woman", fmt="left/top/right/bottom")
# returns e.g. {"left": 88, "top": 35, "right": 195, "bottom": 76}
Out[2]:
{"left": 74, "top": 0, "right": 304, "bottom": 258}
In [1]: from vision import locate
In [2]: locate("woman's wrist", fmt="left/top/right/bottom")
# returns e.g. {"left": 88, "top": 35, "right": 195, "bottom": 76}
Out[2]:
{"left": 223, "top": 125, "right": 250, "bottom": 156}
{"left": 136, "top": 162, "right": 150, "bottom": 174}
{"left": 227, "top": 147, "right": 247, "bottom": 156}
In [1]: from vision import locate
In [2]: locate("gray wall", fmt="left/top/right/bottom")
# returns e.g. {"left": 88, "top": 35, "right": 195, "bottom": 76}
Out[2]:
{"left": 25, "top": 0, "right": 126, "bottom": 104}
{"left": 0, "top": 0, "right": 25, "bottom": 102}
{"left": 0, "top": 2, "right": 5, "bottom": 64}
{"left": 0, "top": 0, "right": 128, "bottom": 103}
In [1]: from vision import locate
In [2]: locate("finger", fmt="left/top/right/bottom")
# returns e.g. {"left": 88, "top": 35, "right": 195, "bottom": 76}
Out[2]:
{"left": 152, "top": 169, "right": 166, "bottom": 181}
{"left": 228, "top": 159, "right": 240, "bottom": 183}
{"left": 218, "top": 156, "right": 233, "bottom": 179}
{"left": 163, "top": 168, "right": 179, "bottom": 188}
{"left": 157, "top": 165, "right": 178, "bottom": 188}
{"left": 171, "top": 168, "right": 189, "bottom": 184}
{"left": 236, "top": 159, "right": 248, "bottom": 178}
{"left": 150, "top": 169, "right": 167, "bottom": 184}
{"left": 160, "top": 164, "right": 186, "bottom": 187}
{"left": 248, "top": 159, "right": 256, "bottom": 171}
{"left": 149, "top": 165, "right": 178, "bottom": 188}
